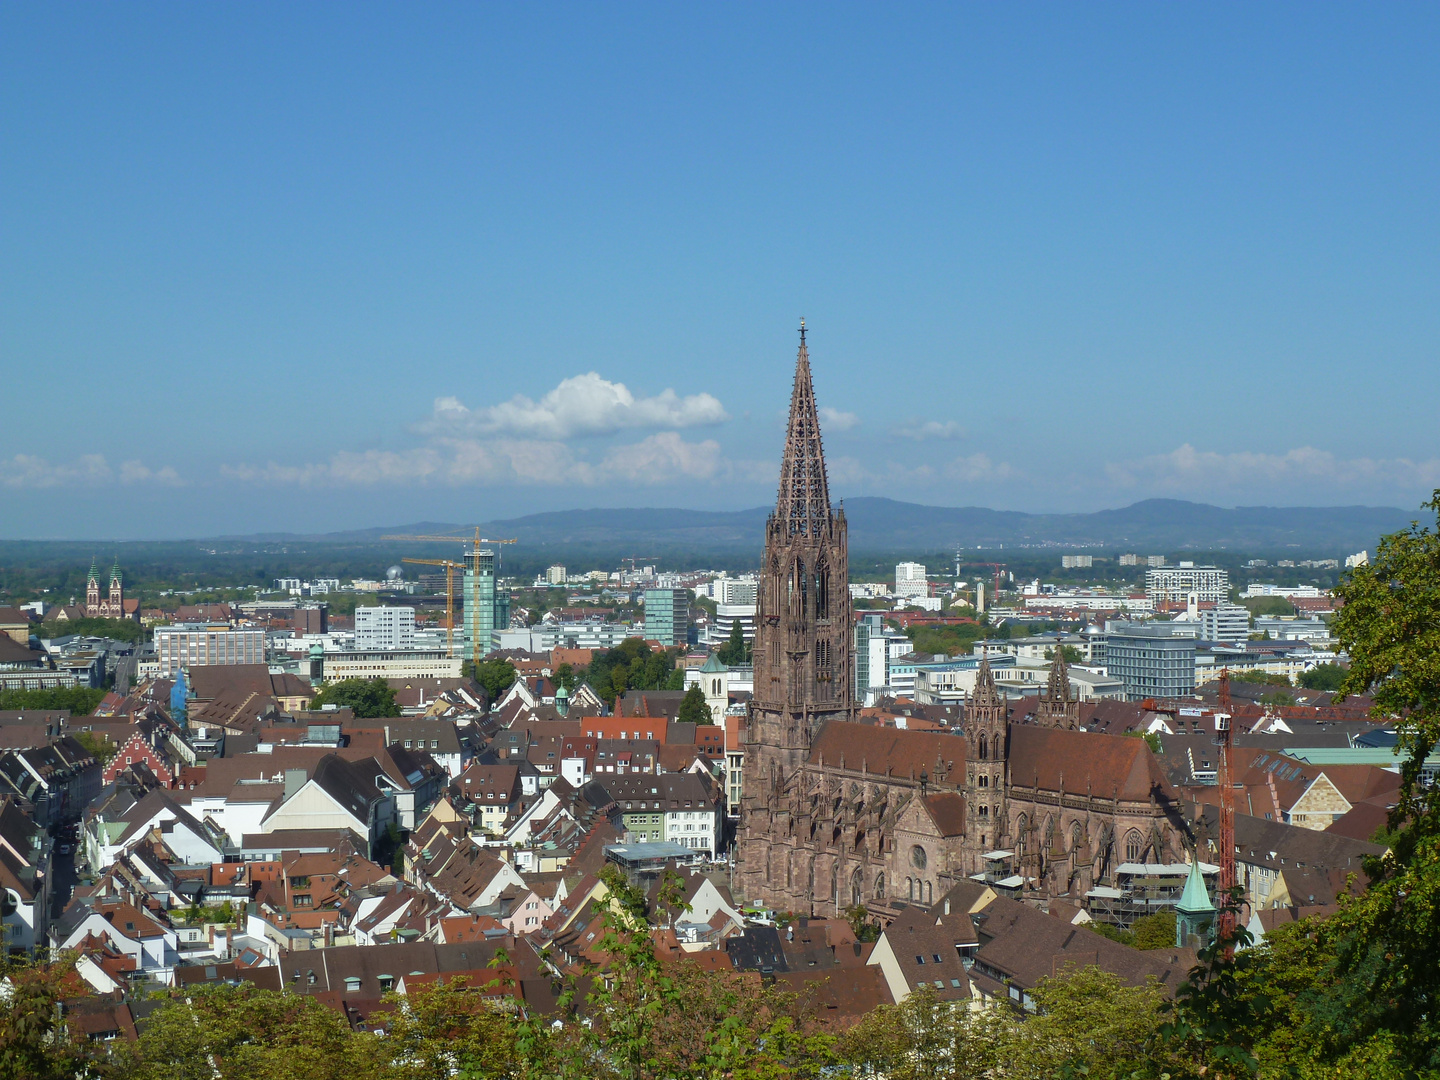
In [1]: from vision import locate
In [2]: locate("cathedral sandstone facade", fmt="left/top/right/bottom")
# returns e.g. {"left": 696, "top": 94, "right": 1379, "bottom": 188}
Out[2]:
{"left": 738, "top": 328, "right": 1186, "bottom": 917}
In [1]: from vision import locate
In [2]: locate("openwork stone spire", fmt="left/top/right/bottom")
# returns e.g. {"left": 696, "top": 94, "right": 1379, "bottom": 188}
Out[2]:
{"left": 972, "top": 654, "right": 1002, "bottom": 709}
{"left": 775, "top": 321, "right": 832, "bottom": 539}
{"left": 1045, "top": 645, "right": 1072, "bottom": 704}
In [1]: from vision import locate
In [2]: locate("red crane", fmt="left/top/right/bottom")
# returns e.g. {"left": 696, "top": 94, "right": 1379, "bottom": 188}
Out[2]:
{"left": 961, "top": 562, "right": 1007, "bottom": 601}
{"left": 1216, "top": 669, "right": 1238, "bottom": 956}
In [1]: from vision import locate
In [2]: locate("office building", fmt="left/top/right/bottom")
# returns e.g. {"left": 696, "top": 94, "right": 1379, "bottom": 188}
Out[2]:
{"left": 1199, "top": 602, "right": 1250, "bottom": 645}
{"left": 155, "top": 624, "right": 266, "bottom": 678}
{"left": 714, "top": 576, "right": 759, "bottom": 605}
{"left": 895, "top": 562, "right": 928, "bottom": 599}
{"left": 1145, "top": 563, "right": 1230, "bottom": 606}
{"left": 461, "top": 543, "right": 509, "bottom": 661}
{"left": 713, "top": 603, "right": 756, "bottom": 645}
{"left": 643, "top": 588, "right": 689, "bottom": 647}
{"left": 355, "top": 606, "right": 415, "bottom": 651}
{"left": 1104, "top": 622, "right": 1197, "bottom": 702}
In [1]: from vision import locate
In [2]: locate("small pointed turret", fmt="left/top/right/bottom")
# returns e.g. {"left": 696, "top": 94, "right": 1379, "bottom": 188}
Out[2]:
{"left": 1176, "top": 856, "right": 1216, "bottom": 948}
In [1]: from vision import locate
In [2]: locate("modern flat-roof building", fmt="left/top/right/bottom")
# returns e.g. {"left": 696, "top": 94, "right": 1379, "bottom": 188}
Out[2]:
{"left": 643, "top": 588, "right": 689, "bottom": 647}
{"left": 355, "top": 606, "right": 415, "bottom": 651}
{"left": 461, "top": 544, "right": 509, "bottom": 662}
{"left": 1104, "top": 622, "right": 1197, "bottom": 701}
{"left": 894, "top": 562, "right": 928, "bottom": 599}
{"left": 1199, "top": 602, "right": 1250, "bottom": 645}
{"left": 154, "top": 624, "right": 266, "bottom": 678}
{"left": 1145, "top": 564, "right": 1230, "bottom": 606}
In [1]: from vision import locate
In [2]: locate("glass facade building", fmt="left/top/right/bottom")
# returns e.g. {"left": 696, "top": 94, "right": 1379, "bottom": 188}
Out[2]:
{"left": 1104, "top": 622, "right": 1197, "bottom": 702}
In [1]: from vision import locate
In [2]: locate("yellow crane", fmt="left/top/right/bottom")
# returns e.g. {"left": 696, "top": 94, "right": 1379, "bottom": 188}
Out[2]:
{"left": 400, "top": 557, "right": 463, "bottom": 658}
{"left": 384, "top": 531, "right": 518, "bottom": 664}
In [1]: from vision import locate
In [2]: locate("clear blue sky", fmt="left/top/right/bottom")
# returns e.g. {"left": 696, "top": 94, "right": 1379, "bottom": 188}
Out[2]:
{"left": 4, "top": 4, "right": 1439, "bottom": 538}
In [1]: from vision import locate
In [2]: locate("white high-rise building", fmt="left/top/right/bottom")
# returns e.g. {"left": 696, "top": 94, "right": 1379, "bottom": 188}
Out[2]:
{"left": 895, "top": 562, "right": 928, "bottom": 599}
{"left": 1145, "top": 564, "right": 1230, "bottom": 606}
{"left": 546, "top": 565, "right": 567, "bottom": 584}
{"left": 355, "top": 606, "right": 416, "bottom": 651}
{"left": 1200, "top": 602, "right": 1251, "bottom": 645}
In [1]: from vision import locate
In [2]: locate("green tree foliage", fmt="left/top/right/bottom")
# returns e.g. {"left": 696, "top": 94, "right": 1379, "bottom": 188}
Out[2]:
{"left": 307, "top": 677, "right": 398, "bottom": 718}
{"left": 37, "top": 616, "right": 145, "bottom": 644}
{"left": 581, "top": 638, "right": 684, "bottom": 706}
{"left": 677, "top": 683, "right": 713, "bottom": 725}
{"left": 906, "top": 621, "right": 986, "bottom": 656}
{"left": 0, "top": 959, "right": 101, "bottom": 1080}
{"left": 1043, "top": 644, "right": 1084, "bottom": 664}
{"left": 716, "top": 620, "right": 751, "bottom": 665}
{"left": 1230, "top": 669, "right": 1292, "bottom": 687}
{"left": 72, "top": 729, "right": 118, "bottom": 764}
{"left": 1299, "top": 661, "right": 1347, "bottom": 691}
{"left": 1237, "top": 595, "right": 1298, "bottom": 617}
{"left": 553, "top": 662, "right": 575, "bottom": 690}
{"left": 0, "top": 686, "right": 105, "bottom": 714}
{"left": 1131, "top": 909, "right": 1178, "bottom": 950}
{"left": 1320, "top": 493, "right": 1440, "bottom": 1071}
{"left": 463, "top": 657, "right": 518, "bottom": 701}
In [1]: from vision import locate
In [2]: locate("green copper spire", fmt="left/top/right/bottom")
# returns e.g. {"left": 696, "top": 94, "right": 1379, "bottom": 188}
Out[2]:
{"left": 88, "top": 556, "right": 99, "bottom": 584}
{"left": 110, "top": 556, "right": 122, "bottom": 585}
{"left": 1176, "top": 856, "right": 1215, "bottom": 948}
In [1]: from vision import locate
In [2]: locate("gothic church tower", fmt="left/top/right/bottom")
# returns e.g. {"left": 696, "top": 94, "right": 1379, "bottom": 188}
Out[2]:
{"left": 739, "top": 324, "right": 856, "bottom": 904}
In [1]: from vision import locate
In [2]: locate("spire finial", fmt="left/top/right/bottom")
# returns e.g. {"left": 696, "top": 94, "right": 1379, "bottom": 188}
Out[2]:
{"left": 799, "top": 317, "right": 806, "bottom": 345}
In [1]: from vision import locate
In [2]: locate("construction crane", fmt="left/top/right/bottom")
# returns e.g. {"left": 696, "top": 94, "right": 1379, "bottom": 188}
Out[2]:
{"left": 960, "top": 562, "right": 1007, "bottom": 602}
{"left": 383, "top": 531, "right": 518, "bottom": 665}
{"left": 619, "top": 556, "right": 658, "bottom": 581}
{"left": 400, "top": 557, "right": 463, "bottom": 657}
{"left": 381, "top": 529, "right": 518, "bottom": 550}
{"left": 1215, "top": 668, "right": 1238, "bottom": 957}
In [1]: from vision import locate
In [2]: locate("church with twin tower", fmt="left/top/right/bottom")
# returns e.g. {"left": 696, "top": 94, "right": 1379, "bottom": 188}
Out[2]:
{"left": 738, "top": 325, "right": 1188, "bottom": 917}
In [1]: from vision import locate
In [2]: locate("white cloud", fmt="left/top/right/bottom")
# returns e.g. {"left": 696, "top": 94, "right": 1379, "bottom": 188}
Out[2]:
{"left": 1, "top": 454, "right": 181, "bottom": 488}
{"left": 1106, "top": 444, "right": 1440, "bottom": 490}
{"left": 599, "top": 432, "right": 724, "bottom": 484}
{"left": 819, "top": 407, "right": 860, "bottom": 432}
{"left": 946, "top": 453, "right": 1013, "bottom": 483}
{"left": 421, "top": 373, "right": 728, "bottom": 439}
{"left": 894, "top": 420, "right": 965, "bottom": 441}
{"left": 223, "top": 432, "right": 728, "bottom": 489}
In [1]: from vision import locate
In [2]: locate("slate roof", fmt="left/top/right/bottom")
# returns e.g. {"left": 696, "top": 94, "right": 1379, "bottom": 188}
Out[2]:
{"left": 807, "top": 722, "right": 966, "bottom": 782}
{"left": 1008, "top": 726, "right": 1174, "bottom": 803}
{"left": 970, "top": 895, "right": 1194, "bottom": 995}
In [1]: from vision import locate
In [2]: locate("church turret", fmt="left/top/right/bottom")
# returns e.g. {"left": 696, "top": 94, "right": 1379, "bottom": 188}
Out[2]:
{"left": 1176, "top": 855, "right": 1216, "bottom": 948}
{"left": 1035, "top": 639, "right": 1080, "bottom": 728}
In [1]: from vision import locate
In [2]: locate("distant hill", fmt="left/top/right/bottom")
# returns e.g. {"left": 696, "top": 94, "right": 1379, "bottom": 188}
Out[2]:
{"left": 258, "top": 497, "right": 1417, "bottom": 557}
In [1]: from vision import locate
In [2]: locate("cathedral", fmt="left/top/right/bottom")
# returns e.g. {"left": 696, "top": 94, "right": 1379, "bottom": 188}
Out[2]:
{"left": 737, "top": 328, "right": 1188, "bottom": 916}
{"left": 85, "top": 557, "right": 128, "bottom": 619}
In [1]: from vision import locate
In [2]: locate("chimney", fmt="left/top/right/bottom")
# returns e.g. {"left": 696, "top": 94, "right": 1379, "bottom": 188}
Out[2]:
{"left": 283, "top": 768, "right": 307, "bottom": 800}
